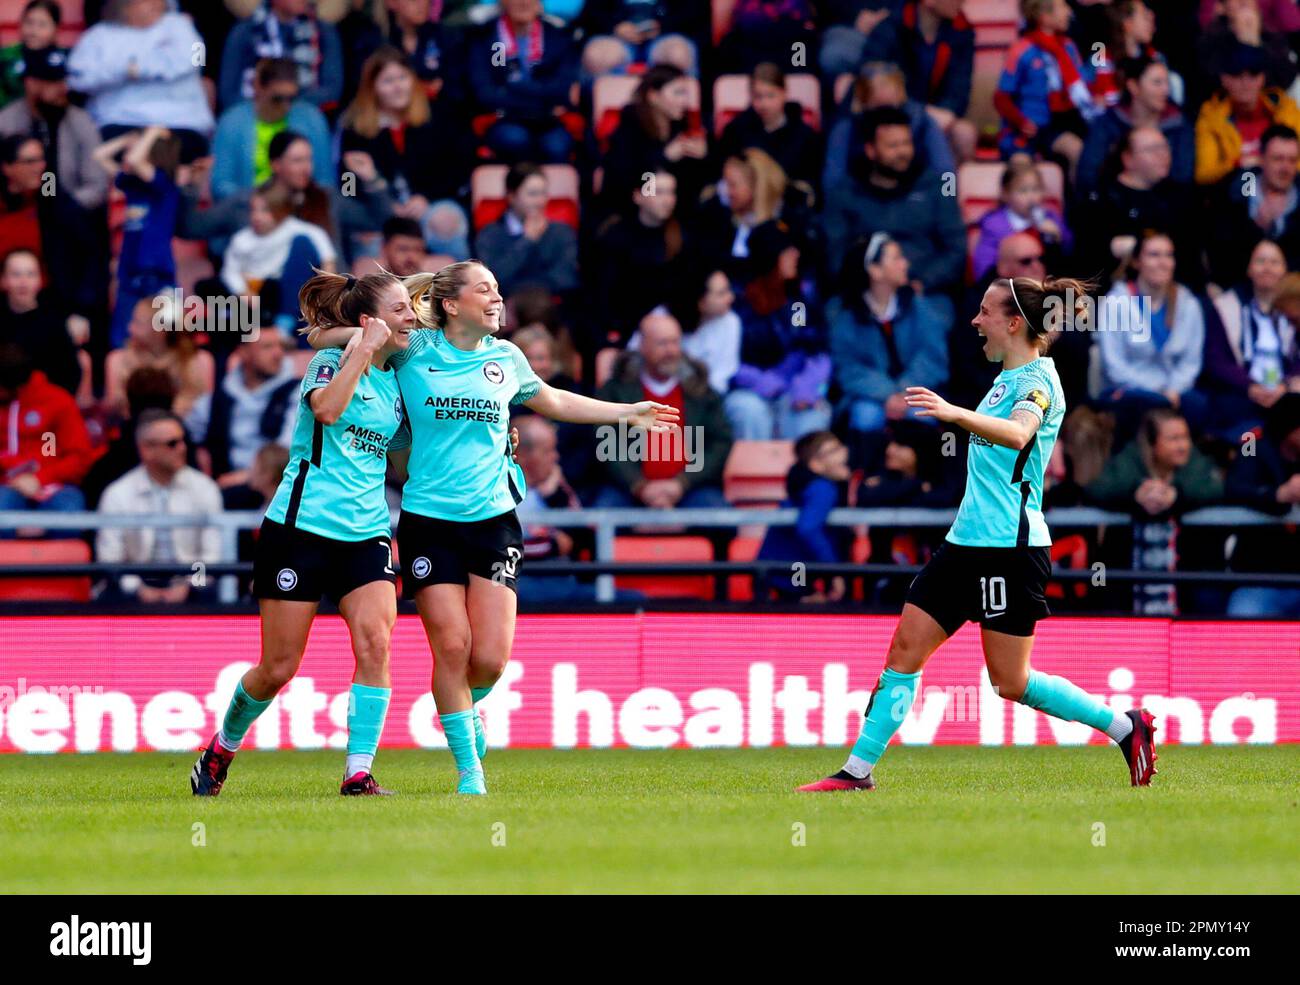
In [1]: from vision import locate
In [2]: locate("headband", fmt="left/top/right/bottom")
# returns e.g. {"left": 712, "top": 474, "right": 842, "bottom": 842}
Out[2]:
{"left": 864, "top": 231, "right": 891, "bottom": 268}
{"left": 1007, "top": 277, "right": 1031, "bottom": 325}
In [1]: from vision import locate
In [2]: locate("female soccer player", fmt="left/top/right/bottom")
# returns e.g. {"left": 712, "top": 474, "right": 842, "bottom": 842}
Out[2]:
{"left": 314, "top": 261, "right": 679, "bottom": 794}
{"left": 191, "top": 271, "right": 416, "bottom": 797}
{"left": 799, "top": 275, "right": 1158, "bottom": 792}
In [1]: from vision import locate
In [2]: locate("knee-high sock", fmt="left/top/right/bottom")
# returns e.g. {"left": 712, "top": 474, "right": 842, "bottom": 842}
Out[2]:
{"left": 218, "top": 681, "right": 273, "bottom": 752}
{"left": 1020, "top": 670, "right": 1128, "bottom": 740}
{"left": 843, "top": 668, "right": 921, "bottom": 777}
{"left": 440, "top": 710, "right": 482, "bottom": 776}
{"left": 345, "top": 683, "right": 391, "bottom": 777}
{"left": 471, "top": 686, "right": 493, "bottom": 704}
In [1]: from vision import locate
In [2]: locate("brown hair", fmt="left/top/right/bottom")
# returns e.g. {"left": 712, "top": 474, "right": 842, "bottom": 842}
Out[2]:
{"left": 343, "top": 46, "right": 430, "bottom": 140}
{"left": 252, "top": 179, "right": 295, "bottom": 223}
{"left": 1001, "top": 154, "right": 1042, "bottom": 194}
{"left": 1125, "top": 229, "right": 1178, "bottom": 325}
{"left": 634, "top": 64, "right": 687, "bottom": 142}
{"left": 997, "top": 275, "right": 1098, "bottom": 353}
{"left": 1021, "top": 0, "right": 1058, "bottom": 26}
{"left": 402, "top": 261, "right": 488, "bottom": 329}
{"left": 751, "top": 62, "right": 786, "bottom": 90}
{"left": 298, "top": 269, "right": 403, "bottom": 331}
{"left": 1137, "top": 406, "right": 1186, "bottom": 476}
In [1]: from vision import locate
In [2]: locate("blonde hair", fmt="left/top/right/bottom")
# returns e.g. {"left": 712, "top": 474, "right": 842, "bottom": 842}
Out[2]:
{"left": 402, "top": 261, "right": 491, "bottom": 329}
{"left": 726, "top": 147, "right": 787, "bottom": 223}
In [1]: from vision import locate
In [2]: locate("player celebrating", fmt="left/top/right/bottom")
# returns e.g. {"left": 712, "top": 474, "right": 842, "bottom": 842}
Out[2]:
{"left": 191, "top": 271, "right": 415, "bottom": 797}
{"left": 314, "top": 261, "right": 679, "bottom": 795}
{"left": 799, "top": 276, "right": 1157, "bottom": 792}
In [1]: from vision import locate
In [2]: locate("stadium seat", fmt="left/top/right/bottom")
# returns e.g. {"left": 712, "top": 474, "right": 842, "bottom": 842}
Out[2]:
{"left": 970, "top": 46, "right": 1009, "bottom": 142}
{"left": 959, "top": 160, "right": 1066, "bottom": 269}
{"left": 964, "top": 0, "right": 1019, "bottom": 48}
{"left": 0, "top": 0, "right": 83, "bottom": 46}
{"left": 593, "top": 74, "right": 701, "bottom": 154}
{"left": 726, "top": 533, "right": 763, "bottom": 601}
{"left": 614, "top": 535, "right": 715, "bottom": 599}
{"left": 712, "top": 73, "right": 821, "bottom": 136}
{"left": 1047, "top": 534, "right": 1089, "bottom": 601}
{"left": 470, "top": 164, "right": 581, "bottom": 232}
{"left": 723, "top": 440, "right": 795, "bottom": 505}
{"left": 0, "top": 539, "right": 91, "bottom": 602}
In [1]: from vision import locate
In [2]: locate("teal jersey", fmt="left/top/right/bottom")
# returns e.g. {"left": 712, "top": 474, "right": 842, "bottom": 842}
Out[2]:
{"left": 947, "top": 356, "right": 1065, "bottom": 549}
{"left": 391, "top": 329, "right": 541, "bottom": 522}
{"left": 265, "top": 349, "right": 410, "bottom": 541}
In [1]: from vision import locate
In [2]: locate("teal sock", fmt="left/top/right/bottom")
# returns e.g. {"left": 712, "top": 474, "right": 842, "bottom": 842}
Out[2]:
{"left": 843, "top": 668, "right": 921, "bottom": 777}
{"left": 218, "top": 681, "right": 273, "bottom": 751}
{"left": 345, "top": 683, "right": 391, "bottom": 776}
{"left": 471, "top": 686, "right": 493, "bottom": 704}
{"left": 440, "top": 709, "right": 482, "bottom": 776}
{"left": 469, "top": 688, "right": 490, "bottom": 760}
{"left": 1020, "top": 670, "right": 1115, "bottom": 732}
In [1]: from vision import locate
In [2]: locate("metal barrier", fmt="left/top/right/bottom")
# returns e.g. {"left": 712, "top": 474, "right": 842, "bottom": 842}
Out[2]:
{"left": 2, "top": 505, "right": 1297, "bottom": 603}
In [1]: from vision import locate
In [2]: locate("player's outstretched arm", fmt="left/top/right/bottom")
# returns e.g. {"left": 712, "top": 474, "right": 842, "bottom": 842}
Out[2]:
{"left": 904, "top": 386, "right": 1040, "bottom": 451}
{"left": 523, "top": 382, "right": 681, "bottom": 431}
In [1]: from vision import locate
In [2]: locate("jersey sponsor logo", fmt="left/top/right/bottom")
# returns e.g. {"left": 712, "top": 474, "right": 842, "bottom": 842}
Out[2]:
{"left": 314, "top": 363, "right": 336, "bottom": 384}
{"left": 343, "top": 424, "right": 392, "bottom": 459}
{"left": 410, "top": 556, "right": 432, "bottom": 579}
{"left": 276, "top": 568, "right": 298, "bottom": 591}
{"left": 1023, "top": 388, "right": 1051, "bottom": 413}
{"left": 423, "top": 395, "right": 502, "bottom": 423}
{"left": 483, "top": 361, "right": 505, "bottom": 385}
{"left": 987, "top": 383, "right": 1008, "bottom": 406}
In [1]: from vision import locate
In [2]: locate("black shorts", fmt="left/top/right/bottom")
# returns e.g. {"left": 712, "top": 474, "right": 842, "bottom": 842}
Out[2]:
{"left": 905, "top": 542, "right": 1052, "bottom": 638}
{"left": 253, "top": 519, "right": 395, "bottom": 605}
{"left": 398, "top": 510, "right": 524, "bottom": 597}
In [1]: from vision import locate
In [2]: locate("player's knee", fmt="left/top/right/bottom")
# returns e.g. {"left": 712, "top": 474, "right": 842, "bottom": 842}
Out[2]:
{"left": 436, "top": 631, "right": 473, "bottom": 668}
{"left": 470, "top": 649, "right": 509, "bottom": 685}
{"left": 988, "top": 669, "right": 1027, "bottom": 702}
{"left": 885, "top": 633, "right": 926, "bottom": 673}
{"left": 350, "top": 619, "right": 392, "bottom": 677}
{"left": 258, "top": 657, "right": 299, "bottom": 693}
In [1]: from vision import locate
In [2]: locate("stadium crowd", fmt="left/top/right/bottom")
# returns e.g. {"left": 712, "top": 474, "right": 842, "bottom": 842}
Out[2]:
{"left": 0, "top": 0, "right": 1298, "bottom": 615}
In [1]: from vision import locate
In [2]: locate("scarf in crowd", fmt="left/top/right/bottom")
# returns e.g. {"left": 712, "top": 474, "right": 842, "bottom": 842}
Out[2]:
{"left": 1026, "top": 28, "right": 1095, "bottom": 116}
{"left": 497, "top": 15, "right": 544, "bottom": 70}
{"left": 241, "top": 3, "right": 322, "bottom": 101}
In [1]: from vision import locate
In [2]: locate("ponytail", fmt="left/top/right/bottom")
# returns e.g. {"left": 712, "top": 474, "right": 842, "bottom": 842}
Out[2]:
{"left": 1002, "top": 275, "right": 1097, "bottom": 353}
{"left": 298, "top": 268, "right": 402, "bottom": 332}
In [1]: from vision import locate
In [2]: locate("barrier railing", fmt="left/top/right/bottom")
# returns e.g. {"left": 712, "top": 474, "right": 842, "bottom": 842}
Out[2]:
{"left": 2, "top": 506, "right": 1297, "bottom": 604}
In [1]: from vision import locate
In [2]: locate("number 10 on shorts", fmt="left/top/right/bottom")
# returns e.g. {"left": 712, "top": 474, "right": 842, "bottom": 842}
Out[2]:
{"left": 981, "top": 576, "right": 1007, "bottom": 616}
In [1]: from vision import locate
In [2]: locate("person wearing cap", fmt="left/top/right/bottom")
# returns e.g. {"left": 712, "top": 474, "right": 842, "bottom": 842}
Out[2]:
{"left": 1195, "top": 40, "right": 1300, "bottom": 186}
{"left": 0, "top": 43, "right": 108, "bottom": 211}
{"left": 1225, "top": 391, "right": 1300, "bottom": 615}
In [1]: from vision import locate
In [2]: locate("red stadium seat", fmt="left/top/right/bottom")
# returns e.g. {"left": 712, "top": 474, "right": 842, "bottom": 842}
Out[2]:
{"left": 723, "top": 440, "right": 795, "bottom": 506}
{"left": 726, "top": 533, "right": 763, "bottom": 601}
{"left": 964, "top": 0, "right": 1020, "bottom": 48}
{"left": 1047, "top": 534, "right": 1089, "bottom": 601}
{"left": 712, "top": 73, "right": 821, "bottom": 136}
{"left": 0, "top": 0, "right": 84, "bottom": 46}
{"left": 0, "top": 539, "right": 91, "bottom": 602}
{"left": 970, "top": 46, "right": 1009, "bottom": 143}
{"left": 614, "top": 535, "right": 715, "bottom": 599}
{"left": 470, "top": 164, "right": 581, "bottom": 232}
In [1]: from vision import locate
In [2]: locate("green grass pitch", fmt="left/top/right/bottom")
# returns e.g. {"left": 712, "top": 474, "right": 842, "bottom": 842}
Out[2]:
{"left": 1, "top": 746, "right": 1296, "bottom": 893}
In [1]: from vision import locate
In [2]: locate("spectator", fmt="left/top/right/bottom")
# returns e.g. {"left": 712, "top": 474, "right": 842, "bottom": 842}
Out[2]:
{"left": 971, "top": 155, "right": 1072, "bottom": 282}
{"left": 467, "top": 0, "right": 579, "bottom": 163}
{"left": 105, "top": 294, "right": 216, "bottom": 423}
{"left": 219, "top": 0, "right": 343, "bottom": 111}
{"left": 222, "top": 180, "right": 338, "bottom": 330}
{"left": 339, "top": 46, "right": 471, "bottom": 254}
{"left": 211, "top": 57, "right": 332, "bottom": 202}
{"left": 475, "top": 161, "right": 579, "bottom": 297}
{"left": 1096, "top": 231, "right": 1208, "bottom": 438}
{"left": 818, "top": 2, "right": 895, "bottom": 80}
{"left": 579, "top": 1, "right": 698, "bottom": 79}
{"left": 96, "top": 408, "right": 223, "bottom": 604}
{"left": 382, "top": 0, "right": 456, "bottom": 101}
{"left": 828, "top": 232, "right": 951, "bottom": 445}
{"left": 80, "top": 365, "right": 177, "bottom": 507}
{"left": 725, "top": 225, "right": 832, "bottom": 440}
{"left": 67, "top": 0, "right": 215, "bottom": 160}
{"left": 590, "top": 166, "right": 684, "bottom": 345}
{"left": 717, "top": 0, "right": 818, "bottom": 74}
{"left": 0, "top": 135, "right": 101, "bottom": 323}
{"left": 1078, "top": 125, "right": 1202, "bottom": 289}
{"left": 221, "top": 440, "right": 289, "bottom": 512}
{"left": 1201, "top": 251, "right": 1300, "bottom": 438}
{"left": 0, "top": 343, "right": 97, "bottom": 530}
{"left": 0, "top": 44, "right": 109, "bottom": 211}
{"left": 995, "top": 0, "right": 1100, "bottom": 176}
{"left": 1089, "top": 2, "right": 1164, "bottom": 109}
{"left": 93, "top": 126, "right": 183, "bottom": 347}
{"left": 598, "top": 64, "right": 707, "bottom": 218}
{"left": 0, "top": 248, "right": 80, "bottom": 395}
{"left": 822, "top": 105, "right": 965, "bottom": 288}
{"left": 512, "top": 324, "right": 580, "bottom": 393}
{"left": 1195, "top": 0, "right": 1296, "bottom": 107}
{"left": 1225, "top": 391, "right": 1300, "bottom": 615}
{"left": 592, "top": 309, "right": 732, "bottom": 509}
{"left": 352, "top": 215, "right": 439, "bottom": 278}
{"left": 189, "top": 325, "right": 299, "bottom": 485}
{"left": 716, "top": 62, "right": 823, "bottom": 187}
{"left": 1208, "top": 125, "right": 1300, "bottom": 283}
{"left": 1198, "top": 0, "right": 1300, "bottom": 35}
{"left": 660, "top": 266, "right": 742, "bottom": 399}
{"left": 1194, "top": 41, "right": 1300, "bottom": 186}
{"left": 755, "top": 429, "right": 853, "bottom": 602}
{"left": 180, "top": 129, "right": 395, "bottom": 267}
{"left": 0, "top": 1, "right": 63, "bottom": 110}
{"left": 692, "top": 148, "right": 807, "bottom": 287}
{"left": 1077, "top": 54, "right": 1194, "bottom": 196}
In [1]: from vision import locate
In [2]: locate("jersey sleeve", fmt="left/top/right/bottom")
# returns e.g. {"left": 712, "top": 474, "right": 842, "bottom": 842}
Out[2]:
{"left": 1011, "top": 369, "right": 1055, "bottom": 424}
{"left": 507, "top": 341, "right": 542, "bottom": 405}
{"left": 301, "top": 348, "right": 342, "bottom": 400}
{"left": 385, "top": 327, "right": 430, "bottom": 370}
